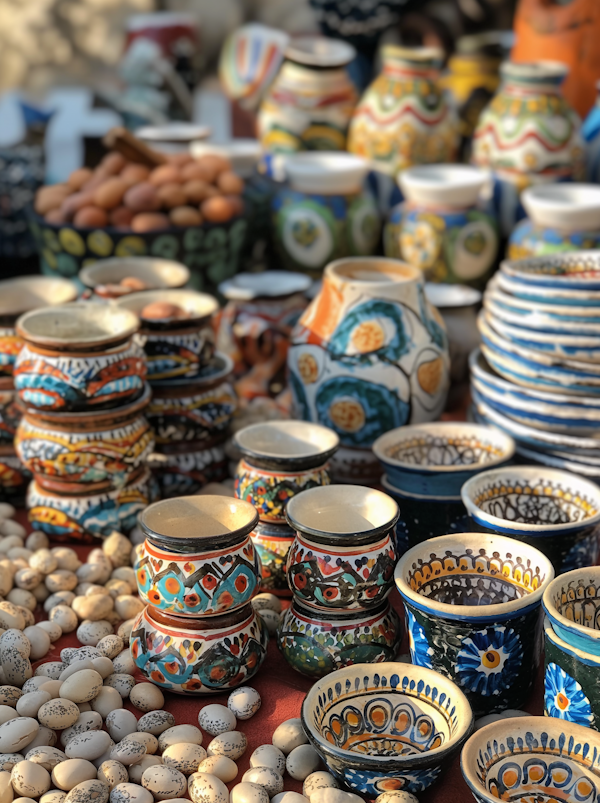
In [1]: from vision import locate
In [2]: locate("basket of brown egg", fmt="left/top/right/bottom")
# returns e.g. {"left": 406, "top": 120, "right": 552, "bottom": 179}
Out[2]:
{"left": 30, "top": 128, "right": 247, "bottom": 294}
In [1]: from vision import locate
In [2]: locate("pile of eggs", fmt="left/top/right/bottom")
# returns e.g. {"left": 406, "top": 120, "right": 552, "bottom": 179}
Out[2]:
{"left": 34, "top": 152, "right": 245, "bottom": 233}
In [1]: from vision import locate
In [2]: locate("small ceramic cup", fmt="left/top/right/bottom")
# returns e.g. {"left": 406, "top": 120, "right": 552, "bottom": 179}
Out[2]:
{"left": 278, "top": 599, "right": 402, "bottom": 679}
{"left": 301, "top": 662, "right": 474, "bottom": 796}
{"left": 461, "top": 716, "right": 600, "bottom": 802}
{"left": 14, "top": 303, "right": 145, "bottom": 412}
{"left": 114, "top": 289, "right": 219, "bottom": 381}
{"left": 461, "top": 465, "right": 600, "bottom": 573}
{"left": 233, "top": 420, "right": 339, "bottom": 524}
{"left": 286, "top": 485, "right": 399, "bottom": 610}
{"left": 136, "top": 495, "right": 261, "bottom": 617}
{"left": 131, "top": 603, "right": 268, "bottom": 694}
{"left": 395, "top": 532, "right": 555, "bottom": 716}
{"left": 542, "top": 566, "right": 600, "bottom": 656}
{"left": 544, "top": 616, "right": 600, "bottom": 730}
{"left": 79, "top": 257, "right": 190, "bottom": 300}
{"left": 148, "top": 439, "right": 228, "bottom": 498}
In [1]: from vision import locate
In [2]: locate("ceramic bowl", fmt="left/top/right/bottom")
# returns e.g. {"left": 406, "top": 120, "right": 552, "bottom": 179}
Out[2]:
{"left": 542, "top": 567, "right": 600, "bottom": 656}
{"left": 395, "top": 532, "right": 554, "bottom": 716}
{"left": 135, "top": 123, "right": 211, "bottom": 153}
{"left": 285, "top": 485, "right": 399, "bottom": 610}
{"left": 14, "top": 303, "right": 145, "bottom": 412}
{"left": 398, "top": 164, "right": 489, "bottom": 208}
{"left": 485, "top": 284, "right": 600, "bottom": 332}
{"left": 131, "top": 603, "right": 268, "bottom": 694}
{"left": 373, "top": 422, "right": 515, "bottom": 498}
{"left": 278, "top": 600, "right": 402, "bottom": 679}
{"left": 501, "top": 249, "right": 600, "bottom": 292}
{"left": 148, "top": 439, "right": 228, "bottom": 498}
{"left": 461, "top": 465, "right": 600, "bottom": 574}
{"left": 544, "top": 616, "right": 600, "bottom": 729}
{"left": 79, "top": 257, "right": 190, "bottom": 300}
{"left": 461, "top": 715, "right": 600, "bottom": 803}
{"left": 301, "top": 662, "right": 474, "bottom": 796}
{"left": 285, "top": 153, "right": 370, "bottom": 196}
{"left": 15, "top": 384, "right": 154, "bottom": 491}
{"left": 251, "top": 519, "right": 295, "bottom": 597}
{"left": 146, "top": 353, "right": 237, "bottom": 445}
{"left": 0, "top": 275, "right": 78, "bottom": 376}
{"left": 522, "top": 183, "right": 600, "bottom": 232}
{"left": 114, "top": 289, "right": 219, "bottom": 381}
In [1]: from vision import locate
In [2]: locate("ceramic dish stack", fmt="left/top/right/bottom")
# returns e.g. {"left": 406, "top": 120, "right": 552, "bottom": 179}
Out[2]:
{"left": 471, "top": 251, "right": 600, "bottom": 478}
{"left": 13, "top": 303, "right": 157, "bottom": 542}
{"left": 114, "top": 289, "right": 238, "bottom": 498}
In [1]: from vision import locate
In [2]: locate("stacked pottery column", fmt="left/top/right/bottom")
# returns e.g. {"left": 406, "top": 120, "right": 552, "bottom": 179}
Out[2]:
{"left": 278, "top": 484, "right": 403, "bottom": 678}
{"left": 114, "top": 289, "right": 238, "bottom": 497}
{"left": 13, "top": 303, "right": 156, "bottom": 542}
{"left": 131, "top": 495, "right": 268, "bottom": 694}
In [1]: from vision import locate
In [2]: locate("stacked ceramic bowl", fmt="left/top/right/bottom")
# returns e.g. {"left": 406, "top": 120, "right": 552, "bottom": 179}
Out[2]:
{"left": 472, "top": 251, "right": 600, "bottom": 478}
{"left": 114, "top": 289, "right": 238, "bottom": 497}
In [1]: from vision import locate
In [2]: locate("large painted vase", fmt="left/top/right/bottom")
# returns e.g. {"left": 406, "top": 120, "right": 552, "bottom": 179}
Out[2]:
{"left": 347, "top": 45, "right": 459, "bottom": 178}
{"left": 288, "top": 257, "right": 450, "bottom": 482}
{"left": 472, "top": 60, "right": 585, "bottom": 238}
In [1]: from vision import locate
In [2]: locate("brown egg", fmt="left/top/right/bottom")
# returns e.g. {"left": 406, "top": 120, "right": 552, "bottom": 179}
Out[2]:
{"left": 61, "top": 191, "right": 95, "bottom": 220}
{"left": 121, "top": 164, "right": 151, "bottom": 186}
{"left": 109, "top": 206, "right": 135, "bottom": 228}
{"left": 168, "top": 153, "right": 194, "bottom": 166}
{"left": 131, "top": 212, "right": 171, "bottom": 232}
{"left": 217, "top": 171, "right": 244, "bottom": 195}
{"left": 223, "top": 194, "right": 244, "bottom": 217}
{"left": 121, "top": 277, "right": 147, "bottom": 290}
{"left": 74, "top": 206, "right": 109, "bottom": 228}
{"left": 197, "top": 154, "right": 231, "bottom": 181}
{"left": 124, "top": 183, "right": 161, "bottom": 213}
{"left": 94, "top": 178, "right": 128, "bottom": 210}
{"left": 157, "top": 182, "right": 188, "bottom": 209}
{"left": 141, "top": 301, "right": 188, "bottom": 321}
{"left": 169, "top": 206, "right": 203, "bottom": 227}
{"left": 68, "top": 168, "right": 93, "bottom": 191}
{"left": 102, "top": 152, "right": 127, "bottom": 175}
{"left": 149, "top": 164, "right": 182, "bottom": 186}
{"left": 35, "top": 185, "right": 71, "bottom": 215}
{"left": 44, "top": 209, "right": 67, "bottom": 225}
{"left": 181, "top": 162, "right": 213, "bottom": 183}
{"left": 183, "top": 180, "right": 215, "bottom": 204}
{"left": 201, "top": 196, "right": 236, "bottom": 223}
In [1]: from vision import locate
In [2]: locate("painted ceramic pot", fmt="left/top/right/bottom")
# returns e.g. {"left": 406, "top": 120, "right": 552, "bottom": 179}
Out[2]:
{"left": 271, "top": 153, "right": 381, "bottom": 276}
{"left": 542, "top": 567, "right": 600, "bottom": 657}
{"left": 251, "top": 520, "right": 295, "bottom": 597}
{"left": 131, "top": 603, "right": 268, "bottom": 694}
{"left": 544, "top": 616, "right": 600, "bottom": 729}
{"left": 285, "top": 485, "right": 398, "bottom": 610}
{"left": 0, "top": 446, "right": 31, "bottom": 504}
{"left": 148, "top": 439, "right": 228, "bottom": 499}
{"left": 257, "top": 36, "right": 358, "bottom": 154}
{"left": 136, "top": 495, "right": 261, "bottom": 617}
{"left": 79, "top": 257, "right": 190, "bottom": 301}
{"left": 288, "top": 257, "right": 450, "bottom": 481}
{"left": 461, "top": 715, "right": 600, "bottom": 803}
{"left": 13, "top": 303, "right": 145, "bottom": 412}
{"left": 27, "top": 467, "right": 158, "bottom": 543}
{"left": 114, "top": 289, "right": 218, "bottom": 381}
{"left": 385, "top": 165, "right": 498, "bottom": 289}
{"left": 147, "top": 353, "right": 237, "bottom": 445}
{"left": 472, "top": 61, "right": 585, "bottom": 238}
{"left": 301, "top": 662, "right": 473, "bottom": 795}
{"left": 395, "top": 532, "right": 555, "bottom": 716}
{"left": 15, "top": 384, "right": 154, "bottom": 491}
{"left": 583, "top": 81, "right": 600, "bottom": 183}
{"left": 278, "top": 600, "right": 402, "bottom": 680}
{"left": 233, "top": 420, "right": 338, "bottom": 524}
{"left": 461, "top": 466, "right": 600, "bottom": 574}
{"left": 499, "top": 249, "right": 600, "bottom": 296}
{"left": 508, "top": 183, "right": 600, "bottom": 261}
{"left": 217, "top": 271, "right": 311, "bottom": 402}
{"left": 0, "top": 275, "right": 78, "bottom": 376}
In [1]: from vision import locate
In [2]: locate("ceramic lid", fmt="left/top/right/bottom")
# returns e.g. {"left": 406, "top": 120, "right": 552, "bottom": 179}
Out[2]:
{"left": 285, "top": 152, "right": 369, "bottom": 195}
{"left": 16, "top": 302, "right": 139, "bottom": 350}
{"left": 135, "top": 124, "right": 211, "bottom": 144}
{"left": 234, "top": 420, "right": 339, "bottom": 471}
{"left": 0, "top": 276, "right": 78, "bottom": 324}
{"left": 79, "top": 258, "right": 190, "bottom": 292}
{"left": 398, "top": 164, "right": 489, "bottom": 208}
{"left": 425, "top": 283, "right": 482, "bottom": 309}
{"left": 219, "top": 271, "right": 312, "bottom": 301}
{"left": 113, "top": 288, "right": 219, "bottom": 329}
{"left": 522, "top": 184, "right": 600, "bottom": 231}
{"left": 285, "top": 36, "right": 356, "bottom": 67}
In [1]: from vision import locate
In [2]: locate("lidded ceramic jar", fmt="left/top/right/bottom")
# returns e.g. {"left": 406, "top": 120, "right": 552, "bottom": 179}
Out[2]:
{"left": 79, "top": 257, "right": 190, "bottom": 301}
{"left": 136, "top": 495, "right": 262, "bottom": 618}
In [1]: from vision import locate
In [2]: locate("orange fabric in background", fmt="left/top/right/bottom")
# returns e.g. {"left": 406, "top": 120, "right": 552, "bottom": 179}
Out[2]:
{"left": 511, "top": 0, "right": 600, "bottom": 118}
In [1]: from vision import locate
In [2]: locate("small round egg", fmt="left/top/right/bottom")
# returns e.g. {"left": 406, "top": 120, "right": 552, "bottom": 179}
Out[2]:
{"left": 73, "top": 207, "right": 108, "bottom": 229}
{"left": 272, "top": 719, "right": 308, "bottom": 755}
{"left": 169, "top": 206, "right": 202, "bottom": 227}
{"left": 198, "top": 705, "right": 236, "bottom": 736}
{"left": 187, "top": 772, "right": 228, "bottom": 803}
{"left": 200, "top": 197, "right": 235, "bottom": 223}
{"left": 141, "top": 766, "right": 186, "bottom": 801}
{"left": 228, "top": 688, "right": 261, "bottom": 721}
{"left": 249, "top": 745, "right": 284, "bottom": 775}
{"left": 131, "top": 213, "right": 170, "bottom": 232}
{"left": 197, "top": 755, "right": 237, "bottom": 783}
{"left": 161, "top": 744, "right": 206, "bottom": 776}
{"left": 206, "top": 730, "right": 247, "bottom": 761}
{"left": 137, "top": 711, "right": 175, "bottom": 736}
{"left": 230, "top": 783, "right": 269, "bottom": 803}
{"left": 286, "top": 745, "right": 320, "bottom": 781}
{"left": 302, "top": 771, "right": 338, "bottom": 799}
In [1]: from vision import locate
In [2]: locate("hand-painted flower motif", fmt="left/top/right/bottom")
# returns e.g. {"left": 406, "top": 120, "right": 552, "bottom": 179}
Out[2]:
{"left": 344, "top": 765, "right": 442, "bottom": 796}
{"left": 406, "top": 610, "right": 433, "bottom": 670}
{"left": 456, "top": 627, "right": 523, "bottom": 696}
{"left": 544, "top": 662, "right": 594, "bottom": 727}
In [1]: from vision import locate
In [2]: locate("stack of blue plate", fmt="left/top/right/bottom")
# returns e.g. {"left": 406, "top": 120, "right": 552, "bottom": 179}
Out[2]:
{"left": 471, "top": 251, "right": 600, "bottom": 479}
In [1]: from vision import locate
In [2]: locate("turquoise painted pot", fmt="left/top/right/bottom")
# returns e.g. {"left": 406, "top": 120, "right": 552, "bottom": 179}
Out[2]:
{"left": 543, "top": 567, "right": 600, "bottom": 656}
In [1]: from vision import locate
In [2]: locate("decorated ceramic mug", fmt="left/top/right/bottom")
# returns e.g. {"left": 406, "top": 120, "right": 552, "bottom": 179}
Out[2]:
{"left": 395, "top": 531, "right": 555, "bottom": 716}
{"left": 286, "top": 485, "right": 399, "bottom": 610}
{"left": 131, "top": 603, "right": 268, "bottom": 694}
{"left": 136, "top": 495, "right": 261, "bottom": 617}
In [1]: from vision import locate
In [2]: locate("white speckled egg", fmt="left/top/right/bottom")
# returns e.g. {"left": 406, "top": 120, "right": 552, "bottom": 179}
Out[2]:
{"left": 198, "top": 705, "right": 236, "bottom": 736}
{"left": 187, "top": 771, "right": 229, "bottom": 803}
{"left": 0, "top": 717, "right": 39, "bottom": 752}
{"left": 309, "top": 790, "right": 362, "bottom": 803}
{"left": 109, "top": 740, "right": 146, "bottom": 767}
{"left": 161, "top": 744, "right": 206, "bottom": 776}
{"left": 273, "top": 794, "right": 308, "bottom": 803}
{"left": 103, "top": 675, "right": 135, "bottom": 700}
{"left": 60, "top": 712, "right": 103, "bottom": 748}
{"left": 97, "top": 760, "right": 128, "bottom": 790}
{"left": 0, "top": 752, "right": 22, "bottom": 771}
{"left": 242, "top": 767, "right": 283, "bottom": 797}
{"left": 197, "top": 755, "right": 237, "bottom": 783}
{"left": 24, "top": 745, "right": 66, "bottom": 771}
{"left": 65, "top": 731, "right": 112, "bottom": 761}
{"left": 271, "top": 720, "right": 308, "bottom": 755}
{"left": 249, "top": 745, "right": 285, "bottom": 775}
{"left": 105, "top": 711, "right": 137, "bottom": 744}
{"left": 302, "top": 772, "right": 338, "bottom": 800}
{"left": 136, "top": 712, "right": 175, "bottom": 737}
{"left": 11, "top": 759, "right": 51, "bottom": 797}
{"left": 127, "top": 756, "right": 162, "bottom": 785}
{"left": 157, "top": 726, "right": 202, "bottom": 753}
{"left": 206, "top": 731, "right": 247, "bottom": 761}
{"left": 122, "top": 733, "right": 157, "bottom": 756}
{"left": 141, "top": 765, "right": 186, "bottom": 800}
{"left": 230, "top": 783, "right": 270, "bottom": 803}
{"left": 227, "top": 688, "right": 261, "bottom": 721}
{"left": 129, "top": 685, "right": 164, "bottom": 714}
{"left": 38, "top": 700, "right": 80, "bottom": 731}
{"left": 64, "top": 778, "right": 109, "bottom": 803}
{"left": 285, "top": 746, "right": 320, "bottom": 781}
{"left": 110, "top": 782, "right": 153, "bottom": 803}
{"left": 374, "top": 793, "right": 419, "bottom": 803}
{"left": 250, "top": 594, "right": 282, "bottom": 614}
{"left": 40, "top": 792, "right": 66, "bottom": 803}
{"left": 51, "top": 758, "right": 97, "bottom": 791}
{"left": 60, "top": 671, "right": 104, "bottom": 704}
{"left": 2, "top": 647, "right": 32, "bottom": 687}
{"left": 16, "top": 692, "right": 51, "bottom": 720}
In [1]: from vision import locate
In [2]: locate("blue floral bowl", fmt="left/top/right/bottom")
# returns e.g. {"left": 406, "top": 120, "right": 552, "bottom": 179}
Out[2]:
{"left": 461, "top": 715, "right": 600, "bottom": 803}
{"left": 300, "top": 662, "right": 473, "bottom": 796}
{"left": 543, "top": 567, "right": 600, "bottom": 657}
{"left": 395, "top": 532, "right": 554, "bottom": 717}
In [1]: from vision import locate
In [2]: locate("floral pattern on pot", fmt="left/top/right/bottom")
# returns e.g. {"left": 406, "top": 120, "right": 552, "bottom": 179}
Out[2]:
{"left": 0, "top": 329, "right": 24, "bottom": 376}
{"left": 134, "top": 536, "right": 261, "bottom": 617}
{"left": 508, "top": 218, "right": 600, "bottom": 262}
{"left": 148, "top": 441, "right": 228, "bottom": 499}
{"left": 234, "top": 460, "right": 330, "bottom": 523}
{"left": 252, "top": 523, "right": 294, "bottom": 596}
{"left": 406, "top": 609, "right": 433, "bottom": 669}
{"left": 456, "top": 627, "right": 523, "bottom": 697}
{"left": 286, "top": 531, "right": 396, "bottom": 610}
{"left": 14, "top": 342, "right": 147, "bottom": 412}
{"left": 277, "top": 600, "right": 401, "bottom": 679}
{"left": 147, "top": 379, "right": 237, "bottom": 445}
{"left": 544, "top": 662, "right": 594, "bottom": 727}
{"left": 131, "top": 604, "right": 268, "bottom": 694}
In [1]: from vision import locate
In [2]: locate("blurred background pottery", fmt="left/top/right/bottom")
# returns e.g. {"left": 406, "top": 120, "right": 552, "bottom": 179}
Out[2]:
{"left": 0, "top": 447, "right": 31, "bottom": 506}
{"left": 288, "top": 257, "right": 450, "bottom": 482}
{"left": 395, "top": 532, "right": 554, "bottom": 716}
{"left": 134, "top": 123, "right": 211, "bottom": 154}
{"left": 251, "top": 519, "right": 296, "bottom": 597}
{"left": 148, "top": 439, "right": 228, "bottom": 499}
{"left": 79, "top": 257, "right": 190, "bottom": 301}
{"left": 583, "top": 81, "right": 600, "bottom": 183}
{"left": 542, "top": 567, "right": 600, "bottom": 657}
